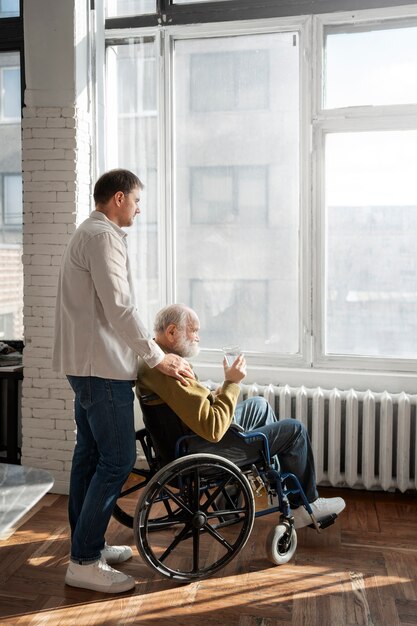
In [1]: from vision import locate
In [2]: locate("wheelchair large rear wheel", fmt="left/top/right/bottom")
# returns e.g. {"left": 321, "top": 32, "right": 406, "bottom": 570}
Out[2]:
{"left": 134, "top": 453, "right": 255, "bottom": 582}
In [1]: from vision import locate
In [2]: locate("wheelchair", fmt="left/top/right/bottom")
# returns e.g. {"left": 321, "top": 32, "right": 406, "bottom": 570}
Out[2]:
{"left": 113, "top": 402, "right": 337, "bottom": 583}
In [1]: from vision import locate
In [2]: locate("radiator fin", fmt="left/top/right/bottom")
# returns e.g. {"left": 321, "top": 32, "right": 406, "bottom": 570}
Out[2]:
{"left": 204, "top": 381, "right": 417, "bottom": 493}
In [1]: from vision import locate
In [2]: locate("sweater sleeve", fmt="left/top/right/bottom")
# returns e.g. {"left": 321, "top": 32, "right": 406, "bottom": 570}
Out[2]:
{"left": 137, "top": 363, "right": 241, "bottom": 442}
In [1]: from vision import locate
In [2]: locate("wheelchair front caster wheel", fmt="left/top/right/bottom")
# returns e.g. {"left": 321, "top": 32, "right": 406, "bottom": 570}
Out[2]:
{"left": 266, "top": 523, "right": 297, "bottom": 565}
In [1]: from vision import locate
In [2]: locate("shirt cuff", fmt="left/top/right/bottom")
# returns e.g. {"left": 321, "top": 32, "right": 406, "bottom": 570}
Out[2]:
{"left": 142, "top": 342, "right": 165, "bottom": 369}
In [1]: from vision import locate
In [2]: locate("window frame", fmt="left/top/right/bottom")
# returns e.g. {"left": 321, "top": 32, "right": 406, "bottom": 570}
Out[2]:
{"left": 166, "top": 18, "right": 311, "bottom": 369}
{"left": 312, "top": 6, "right": 417, "bottom": 375}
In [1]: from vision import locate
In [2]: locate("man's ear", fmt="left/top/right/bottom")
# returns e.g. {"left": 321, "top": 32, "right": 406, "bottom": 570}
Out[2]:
{"left": 165, "top": 323, "right": 177, "bottom": 344}
{"left": 114, "top": 191, "right": 124, "bottom": 206}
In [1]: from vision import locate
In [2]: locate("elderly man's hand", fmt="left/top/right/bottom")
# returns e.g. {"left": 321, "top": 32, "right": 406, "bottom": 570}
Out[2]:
{"left": 155, "top": 353, "right": 195, "bottom": 386}
{"left": 223, "top": 353, "right": 246, "bottom": 384}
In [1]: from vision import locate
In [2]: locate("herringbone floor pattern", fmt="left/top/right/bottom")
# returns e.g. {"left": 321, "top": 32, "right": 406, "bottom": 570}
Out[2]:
{"left": 0, "top": 487, "right": 416, "bottom": 625}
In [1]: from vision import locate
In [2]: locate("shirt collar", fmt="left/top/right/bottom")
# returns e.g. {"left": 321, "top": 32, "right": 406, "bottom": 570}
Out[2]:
{"left": 90, "top": 210, "right": 128, "bottom": 239}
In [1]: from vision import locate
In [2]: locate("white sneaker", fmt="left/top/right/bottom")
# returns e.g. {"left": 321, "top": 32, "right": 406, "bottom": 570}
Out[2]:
{"left": 101, "top": 543, "right": 133, "bottom": 564}
{"left": 65, "top": 558, "right": 135, "bottom": 593}
{"left": 292, "top": 496, "right": 346, "bottom": 529}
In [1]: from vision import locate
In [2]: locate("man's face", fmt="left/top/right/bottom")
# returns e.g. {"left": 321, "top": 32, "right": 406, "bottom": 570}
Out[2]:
{"left": 118, "top": 187, "right": 141, "bottom": 227}
{"left": 175, "top": 317, "right": 200, "bottom": 358}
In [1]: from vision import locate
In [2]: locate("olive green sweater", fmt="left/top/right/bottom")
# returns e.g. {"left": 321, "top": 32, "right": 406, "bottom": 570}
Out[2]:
{"left": 136, "top": 357, "right": 241, "bottom": 443}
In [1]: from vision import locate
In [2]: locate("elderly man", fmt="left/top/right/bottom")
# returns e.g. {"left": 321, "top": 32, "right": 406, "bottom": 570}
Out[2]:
{"left": 136, "top": 303, "right": 345, "bottom": 529}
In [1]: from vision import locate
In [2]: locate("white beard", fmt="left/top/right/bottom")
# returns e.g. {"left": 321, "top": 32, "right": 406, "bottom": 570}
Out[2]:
{"left": 176, "top": 337, "right": 200, "bottom": 359}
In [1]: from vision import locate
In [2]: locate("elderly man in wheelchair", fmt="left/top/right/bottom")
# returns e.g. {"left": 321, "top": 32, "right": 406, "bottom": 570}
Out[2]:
{"left": 118, "top": 303, "right": 345, "bottom": 582}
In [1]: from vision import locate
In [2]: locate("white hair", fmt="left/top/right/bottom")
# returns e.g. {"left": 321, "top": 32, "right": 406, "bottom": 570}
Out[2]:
{"left": 154, "top": 304, "right": 196, "bottom": 335}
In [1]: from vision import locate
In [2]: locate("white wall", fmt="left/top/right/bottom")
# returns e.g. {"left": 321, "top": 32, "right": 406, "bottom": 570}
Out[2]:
{"left": 21, "top": 0, "right": 92, "bottom": 494}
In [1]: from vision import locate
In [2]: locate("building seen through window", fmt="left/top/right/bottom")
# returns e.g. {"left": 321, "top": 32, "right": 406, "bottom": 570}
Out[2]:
{"left": 0, "top": 0, "right": 19, "bottom": 18}
{"left": 0, "top": 51, "right": 22, "bottom": 341}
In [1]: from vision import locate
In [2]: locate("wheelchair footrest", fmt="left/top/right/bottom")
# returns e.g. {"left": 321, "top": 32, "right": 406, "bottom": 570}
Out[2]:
{"left": 308, "top": 513, "right": 338, "bottom": 530}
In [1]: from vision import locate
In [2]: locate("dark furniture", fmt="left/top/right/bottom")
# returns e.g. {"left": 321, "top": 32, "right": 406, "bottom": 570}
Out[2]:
{"left": 0, "top": 365, "right": 23, "bottom": 464}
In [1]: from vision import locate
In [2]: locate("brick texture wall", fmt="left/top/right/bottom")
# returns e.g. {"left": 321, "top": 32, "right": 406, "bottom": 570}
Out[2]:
{"left": 21, "top": 105, "right": 91, "bottom": 494}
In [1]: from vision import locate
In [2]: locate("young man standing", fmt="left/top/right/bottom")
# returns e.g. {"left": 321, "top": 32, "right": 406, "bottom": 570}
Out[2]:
{"left": 53, "top": 170, "right": 194, "bottom": 593}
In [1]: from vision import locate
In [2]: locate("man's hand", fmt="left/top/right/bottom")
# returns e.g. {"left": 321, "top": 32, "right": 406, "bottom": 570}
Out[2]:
{"left": 155, "top": 353, "right": 195, "bottom": 386}
{"left": 223, "top": 353, "right": 246, "bottom": 384}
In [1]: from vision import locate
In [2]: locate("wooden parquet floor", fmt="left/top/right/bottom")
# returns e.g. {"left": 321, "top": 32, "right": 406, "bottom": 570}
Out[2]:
{"left": 0, "top": 487, "right": 416, "bottom": 626}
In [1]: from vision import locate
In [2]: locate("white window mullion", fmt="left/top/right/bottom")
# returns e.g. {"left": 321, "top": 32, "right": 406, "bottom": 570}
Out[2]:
{"left": 157, "top": 27, "right": 173, "bottom": 307}
{"left": 300, "top": 16, "right": 313, "bottom": 367}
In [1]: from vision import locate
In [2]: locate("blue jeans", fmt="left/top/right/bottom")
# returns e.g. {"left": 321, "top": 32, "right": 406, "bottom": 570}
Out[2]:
{"left": 189, "top": 396, "right": 318, "bottom": 505}
{"left": 66, "top": 376, "right": 137, "bottom": 563}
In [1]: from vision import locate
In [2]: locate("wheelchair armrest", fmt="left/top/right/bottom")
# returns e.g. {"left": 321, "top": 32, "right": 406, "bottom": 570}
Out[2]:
{"left": 229, "top": 422, "right": 245, "bottom": 433}
{"left": 232, "top": 429, "right": 271, "bottom": 466}
{"left": 175, "top": 433, "right": 199, "bottom": 458}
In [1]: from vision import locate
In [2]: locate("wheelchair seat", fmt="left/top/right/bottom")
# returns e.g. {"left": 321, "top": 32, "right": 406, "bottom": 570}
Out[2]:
{"left": 139, "top": 395, "right": 271, "bottom": 471}
{"left": 139, "top": 396, "right": 191, "bottom": 468}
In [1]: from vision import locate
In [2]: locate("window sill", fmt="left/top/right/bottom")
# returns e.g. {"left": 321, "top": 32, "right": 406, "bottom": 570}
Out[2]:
{"left": 193, "top": 359, "right": 417, "bottom": 394}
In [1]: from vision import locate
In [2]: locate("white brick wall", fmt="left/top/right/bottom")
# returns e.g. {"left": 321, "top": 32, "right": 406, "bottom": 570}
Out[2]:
{"left": 21, "top": 105, "right": 91, "bottom": 494}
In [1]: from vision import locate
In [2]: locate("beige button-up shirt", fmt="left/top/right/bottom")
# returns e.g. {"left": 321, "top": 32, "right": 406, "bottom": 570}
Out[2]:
{"left": 52, "top": 210, "right": 164, "bottom": 380}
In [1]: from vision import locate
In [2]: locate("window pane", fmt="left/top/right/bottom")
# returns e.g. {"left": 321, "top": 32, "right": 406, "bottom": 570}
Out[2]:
{"left": 174, "top": 32, "right": 300, "bottom": 354}
{"left": 325, "top": 131, "right": 417, "bottom": 358}
{"left": 324, "top": 24, "right": 417, "bottom": 108}
{"left": 191, "top": 279, "right": 268, "bottom": 347}
{"left": 0, "top": 51, "right": 22, "bottom": 340}
{"left": 191, "top": 166, "right": 267, "bottom": 225}
{"left": 2, "top": 67, "right": 20, "bottom": 120}
{"left": 105, "top": 0, "right": 156, "bottom": 17}
{"left": 191, "top": 50, "right": 269, "bottom": 112}
{"left": 4, "top": 175, "right": 22, "bottom": 225}
{"left": 0, "top": 0, "right": 19, "bottom": 18}
{"left": 105, "top": 40, "right": 159, "bottom": 329}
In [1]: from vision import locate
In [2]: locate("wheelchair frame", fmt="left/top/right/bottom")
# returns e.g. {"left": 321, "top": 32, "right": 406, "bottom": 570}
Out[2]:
{"left": 113, "top": 426, "right": 335, "bottom": 582}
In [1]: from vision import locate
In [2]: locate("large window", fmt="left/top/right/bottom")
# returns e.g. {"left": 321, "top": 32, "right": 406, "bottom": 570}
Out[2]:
{"left": 104, "top": 4, "right": 417, "bottom": 379}
{"left": 316, "top": 12, "right": 417, "bottom": 367}
{"left": 0, "top": 49, "right": 22, "bottom": 341}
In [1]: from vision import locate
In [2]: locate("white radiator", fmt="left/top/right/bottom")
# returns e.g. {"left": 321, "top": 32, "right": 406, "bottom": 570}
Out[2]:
{"left": 206, "top": 382, "right": 417, "bottom": 493}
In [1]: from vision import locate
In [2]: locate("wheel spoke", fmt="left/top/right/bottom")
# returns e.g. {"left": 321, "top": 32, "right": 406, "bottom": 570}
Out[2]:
{"left": 202, "top": 477, "right": 233, "bottom": 511}
{"left": 157, "top": 483, "right": 194, "bottom": 516}
{"left": 120, "top": 478, "right": 148, "bottom": 498}
{"left": 193, "top": 468, "right": 201, "bottom": 509}
{"left": 192, "top": 528, "right": 200, "bottom": 572}
{"left": 159, "top": 521, "right": 193, "bottom": 563}
{"left": 146, "top": 517, "right": 189, "bottom": 530}
{"left": 201, "top": 520, "right": 234, "bottom": 552}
